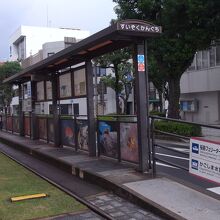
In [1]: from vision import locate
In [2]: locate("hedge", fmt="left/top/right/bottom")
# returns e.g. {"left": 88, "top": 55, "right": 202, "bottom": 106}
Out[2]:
{"left": 150, "top": 111, "right": 166, "bottom": 117}
{"left": 154, "top": 120, "right": 201, "bottom": 137}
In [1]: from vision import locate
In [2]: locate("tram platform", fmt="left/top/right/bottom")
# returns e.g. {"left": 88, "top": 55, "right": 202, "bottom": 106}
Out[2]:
{"left": 0, "top": 131, "right": 219, "bottom": 220}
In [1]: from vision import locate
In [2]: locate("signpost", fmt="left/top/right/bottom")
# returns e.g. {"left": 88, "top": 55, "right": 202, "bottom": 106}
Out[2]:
{"left": 137, "top": 55, "right": 145, "bottom": 72}
{"left": 189, "top": 137, "right": 220, "bottom": 184}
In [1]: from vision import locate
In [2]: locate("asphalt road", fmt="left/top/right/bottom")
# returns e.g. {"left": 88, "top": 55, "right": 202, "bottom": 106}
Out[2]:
{"left": 155, "top": 139, "right": 220, "bottom": 197}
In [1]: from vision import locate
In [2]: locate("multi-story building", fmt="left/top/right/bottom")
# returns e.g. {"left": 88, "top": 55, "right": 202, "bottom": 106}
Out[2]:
{"left": 9, "top": 25, "right": 90, "bottom": 62}
{"left": 180, "top": 44, "right": 220, "bottom": 124}
{"left": 9, "top": 25, "right": 90, "bottom": 114}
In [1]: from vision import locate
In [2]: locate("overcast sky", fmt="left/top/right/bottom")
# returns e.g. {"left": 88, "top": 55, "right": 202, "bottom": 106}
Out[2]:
{"left": 0, "top": 0, "right": 117, "bottom": 61}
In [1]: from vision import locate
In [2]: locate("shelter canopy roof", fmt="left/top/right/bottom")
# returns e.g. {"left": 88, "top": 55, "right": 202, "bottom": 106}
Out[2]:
{"left": 4, "top": 20, "right": 162, "bottom": 83}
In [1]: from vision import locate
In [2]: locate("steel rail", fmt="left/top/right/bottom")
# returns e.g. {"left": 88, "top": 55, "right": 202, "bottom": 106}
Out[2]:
{"left": 0, "top": 149, "right": 114, "bottom": 220}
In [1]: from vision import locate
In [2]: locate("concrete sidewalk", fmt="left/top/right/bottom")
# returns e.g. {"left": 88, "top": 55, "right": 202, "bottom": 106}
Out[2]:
{"left": 0, "top": 131, "right": 219, "bottom": 220}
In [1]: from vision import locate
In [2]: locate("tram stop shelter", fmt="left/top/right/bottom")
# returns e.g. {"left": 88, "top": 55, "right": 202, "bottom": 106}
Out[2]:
{"left": 4, "top": 20, "right": 162, "bottom": 172}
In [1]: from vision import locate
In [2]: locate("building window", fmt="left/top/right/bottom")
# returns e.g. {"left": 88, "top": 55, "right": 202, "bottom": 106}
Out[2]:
{"left": 196, "top": 51, "right": 202, "bottom": 70}
{"left": 46, "top": 81, "right": 52, "bottom": 100}
{"left": 209, "top": 46, "right": 216, "bottom": 67}
{"left": 188, "top": 55, "right": 196, "bottom": 71}
{"left": 216, "top": 45, "right": 220, "bottom": 66}
{"left": 59, "top": 72, "right": 72, "bottom": 98}
{"left": 47, "top": 52, "right": 55, "bottom": 57}
{"left": 202, "top": 50, "right": 208, "bottom": 68}
{"left": 73, "top": 103, "right": 79, "bottom": 115}
{"left": 93, "top": 67, "right": 106, "bottom": 77}
{"left": 37, "top": 81, "right": 45, "bottom": 101}
{"left": 9, "top": 46, "right": 12, "bottom": 57}
{"left": 74, "top": 68, "right": 86, "bottom": 96}
{"left": 195, "top": 50, "right": 209, "bottom": 70}
{"left": 180, "top": 100, "right": 198, "bottom": 112}
{"left": 97, "top": 81, "right": 107, "bottom": 95}
{"left": 17, "top": 37, "right": 26, "bottom": 61}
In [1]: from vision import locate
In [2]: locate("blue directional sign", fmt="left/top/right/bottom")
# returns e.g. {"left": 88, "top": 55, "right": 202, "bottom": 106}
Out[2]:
{"left": 137, "top": 55, "right": 145, "bottom": 63}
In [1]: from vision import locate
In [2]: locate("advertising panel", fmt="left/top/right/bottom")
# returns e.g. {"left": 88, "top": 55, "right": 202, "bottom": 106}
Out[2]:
{"left": 189, "top": 137, "right": 220, "bottom": 184}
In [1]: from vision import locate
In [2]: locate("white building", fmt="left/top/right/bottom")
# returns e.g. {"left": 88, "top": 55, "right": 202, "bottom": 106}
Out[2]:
{"left": 9, "top": 25, "right": 90, "bottom": 114}
{"left": 9, "top": 25, "right": 90, "bottom": 61}
{"left": 180, "top": 44, "right": 220, "bottom": 124}
{"left": 9, "top": 25, "right": 139, "bottom": 116}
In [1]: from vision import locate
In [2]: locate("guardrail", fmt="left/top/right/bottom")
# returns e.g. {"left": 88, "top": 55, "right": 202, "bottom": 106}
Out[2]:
{"left": 150, "top": 115, "right": 220, "bottom": 176}
{"left": 2, "top": 113, "right": 219, "bottom": 172}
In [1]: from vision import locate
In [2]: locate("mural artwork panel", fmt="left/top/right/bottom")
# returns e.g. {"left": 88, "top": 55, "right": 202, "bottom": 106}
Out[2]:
{"left": 77, "top": 120, "right": 88, "bottom": 151}
{"left": 120, "top": 123, "right": 139, "bottom": 163}
{"left": 98, "top": 121, "right": 118, "bottom": 158}
{"left": 61, "top": 120, "right": 75, "bottom": 147}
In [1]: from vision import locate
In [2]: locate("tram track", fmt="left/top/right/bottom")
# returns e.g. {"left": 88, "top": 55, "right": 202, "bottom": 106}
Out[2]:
{"left": 0, "top": 142, "right": 165, "bottom": 220}
{"left": 0, "top": 145, "right": 114, "bottom": 220}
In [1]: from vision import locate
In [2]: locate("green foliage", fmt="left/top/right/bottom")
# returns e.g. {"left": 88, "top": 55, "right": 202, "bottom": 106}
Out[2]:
{"left": 0, "top": 61, "right": 21, "bottom": 108}
{"left": 94, "top": 47, "right": 131, "bottom": 68}
{"left": 113, "top": 0, "right": 220, "bottom": 118}
{"left": 150, "top": 110, "right": 166, "bottom": 117}
{"left": 97, "top": 115, "right": 117, "bottom": 121}
{"left": 154, "top": 120, "right": 202, "bottom": 137}
{"left": 100, "top": 62, "right": 133, "bottom": 94}
{"left": 0, "top": 153, "right": 86, "bottom": 219}
{"left": 94, "top": 48, "right": 133, "bottom": 114}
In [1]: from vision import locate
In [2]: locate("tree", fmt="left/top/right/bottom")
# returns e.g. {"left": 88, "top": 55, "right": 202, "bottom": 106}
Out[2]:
{"left": 99, "top": 62, "right": 134, "bottom": 114}
{"left": 0, "top": 61, "right": 21, "bottom": 112}
{"left": 94, "top": 48, "right": 133, "bottom": 114}
{"left": 113, "top": 0, "right": 220, "bottom": 118}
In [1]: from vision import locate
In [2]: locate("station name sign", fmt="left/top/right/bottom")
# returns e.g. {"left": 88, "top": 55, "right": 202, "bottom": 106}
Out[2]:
{"left": 118, "top": 21, "right": 162, "bottom": 34}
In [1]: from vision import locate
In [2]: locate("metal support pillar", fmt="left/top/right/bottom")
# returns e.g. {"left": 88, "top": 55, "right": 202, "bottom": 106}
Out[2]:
{"left": 18, "top": 83, "right": 24, "bottom": 136}
{"left": 134, "top": 40, "right": 150, "bottom": 172}
{"left": 30, "top": 81, "right": 37, "bottom": 139}
{"left": 86, "top": 60, "right": 96, "bottom": 156}
{"left": 52, "top": 75, "right": 61, "bottom": 147}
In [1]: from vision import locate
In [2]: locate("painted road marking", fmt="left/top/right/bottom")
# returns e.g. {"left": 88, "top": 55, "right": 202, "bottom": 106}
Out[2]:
{"left": 207, "top": 187, "right": 220, "bottom": 195}
{"left": 172, "top": 148, "right": 189, "bottom": 153}
{"left": 156, "top": 153, "right": 189, "bottom": 160}
{"left": 156, "top": 162, "right": 179, "bottom": 169}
